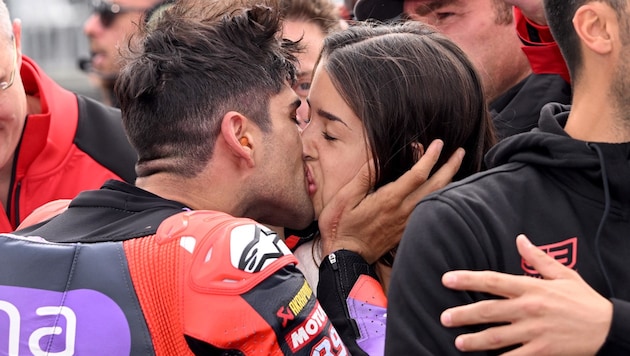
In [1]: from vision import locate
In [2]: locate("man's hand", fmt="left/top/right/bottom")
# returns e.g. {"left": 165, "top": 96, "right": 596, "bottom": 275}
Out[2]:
{"left": 440, "top": 234, "right": 612, "bottom": 355}
{"left": 504, "top": 0, "right": 547, "bottom": 25}
{"left": 318, "top": 139, "right": 465, "bottom": 263}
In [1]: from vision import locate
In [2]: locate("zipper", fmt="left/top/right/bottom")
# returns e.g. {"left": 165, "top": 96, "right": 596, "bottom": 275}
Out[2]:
{"left": 6, "top": 154, "right": 18, "bottom": 230}
{"left": 12, "top": 181, "right": 21, "bottom": 228}
{"left": 327, "top": 251, "right": 361, "bottom": 338}
{"left": 7, "top": 123, "right": 25, "bottom": 230}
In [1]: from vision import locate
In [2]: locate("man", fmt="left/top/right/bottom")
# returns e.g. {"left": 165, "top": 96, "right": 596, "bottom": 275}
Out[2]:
{"left": 83, "top": 0, "right": 164, "bottom": 106}
{"left": 0, "top": 1, "right": 136, "bottom": 233}
{"left": 354, "top": 0, "right": 572, "bottom": 140}
{"left": 280, "top": 0, "right": 343, "bottom": 128}
{"left": 0, "top": 0, "right": 460, "bottom": 354}
{"left": 386, "top": 0, "right": 630, "bottom": 354}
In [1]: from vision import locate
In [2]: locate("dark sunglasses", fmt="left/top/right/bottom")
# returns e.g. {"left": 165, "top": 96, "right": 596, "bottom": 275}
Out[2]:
{"left": 91, "top": 0, "right": 151, "bottom": 28}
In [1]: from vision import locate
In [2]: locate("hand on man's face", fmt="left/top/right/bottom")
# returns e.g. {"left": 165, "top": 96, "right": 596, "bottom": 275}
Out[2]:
{"left": 317, "top": 139, "right": 464, "bottom": 263}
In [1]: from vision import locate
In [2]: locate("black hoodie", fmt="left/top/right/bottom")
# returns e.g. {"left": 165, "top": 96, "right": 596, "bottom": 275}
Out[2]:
{"left": 385, "top": 103, "right": 630, "bottom": 355}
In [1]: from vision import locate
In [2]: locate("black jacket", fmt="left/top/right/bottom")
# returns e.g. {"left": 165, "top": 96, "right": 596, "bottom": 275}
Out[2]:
{"left": 385, "top": 103, "right": 630, "bottom": 355}
{"left": 490, "top": 73, "right": 571, "bottom": 140}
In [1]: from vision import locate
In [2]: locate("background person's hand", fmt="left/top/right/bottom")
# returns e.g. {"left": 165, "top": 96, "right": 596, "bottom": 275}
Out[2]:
{"left": 441, "top": 234, "right": 612, "bottom": 355}
{"left": 318, "top": 139, "right": 465, "bottom": 263}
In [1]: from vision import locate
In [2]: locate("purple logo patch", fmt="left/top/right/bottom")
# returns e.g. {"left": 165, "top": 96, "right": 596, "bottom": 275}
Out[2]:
{"left": 0, "top": 286, "right": 131, "bottom": 355}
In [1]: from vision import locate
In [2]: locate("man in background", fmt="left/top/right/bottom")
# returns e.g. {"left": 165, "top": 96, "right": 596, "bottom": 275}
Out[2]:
{"left": 83, "top": 0, "right": 164, "bottom": 106}
{"left": 280, "top": 0, "right": 343, "bottom": 128}
{"left": 0, "top": 0, "right": 136, "bottom": 233}
{"left": 354, "top": 0, "right": 572, "bottom": 140}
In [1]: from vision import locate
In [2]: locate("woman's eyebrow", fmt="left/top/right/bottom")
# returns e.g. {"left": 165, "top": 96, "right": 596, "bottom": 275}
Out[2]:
{"left": 317, "top": 108, "right": 349, "bottom": 128}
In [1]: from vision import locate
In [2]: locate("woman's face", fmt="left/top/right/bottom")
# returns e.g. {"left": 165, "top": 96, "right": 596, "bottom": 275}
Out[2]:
{"left": 301, "top": 63, "right": 370, "bottom": 218}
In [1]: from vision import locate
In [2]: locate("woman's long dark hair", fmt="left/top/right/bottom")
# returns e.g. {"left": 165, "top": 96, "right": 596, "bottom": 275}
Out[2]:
{"left": 320, "top": 21, "right": 495, "bottom": 188}
{"left": 317, "top": 21, "right": 496, "bottom": 265}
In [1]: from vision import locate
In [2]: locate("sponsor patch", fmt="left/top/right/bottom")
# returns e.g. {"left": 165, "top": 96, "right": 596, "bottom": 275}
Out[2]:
{"left": 230, "top": 224, "right": 292, "bottom": 273}
{"left": 0, "top": 286, "right": 131, "bottom": 355}
{"left": 277, "top": 281, "right": 312, "bottom": 327}
{"left": 522, "top": 237, "right": 578, "bottom": 277}
{"left": 286, "top": 303, "right": 329, "bottom": 353}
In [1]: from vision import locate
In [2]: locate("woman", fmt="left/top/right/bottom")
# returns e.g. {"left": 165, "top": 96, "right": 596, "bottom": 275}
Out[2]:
{"left": 294, "top": 20, "right": 496, "bottom": 355}
{"left": 296, "top": 20, "right": 495, "bottom": 290}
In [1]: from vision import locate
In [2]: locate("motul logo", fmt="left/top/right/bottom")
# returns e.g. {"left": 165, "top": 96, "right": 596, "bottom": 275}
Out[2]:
{"left": 287, "top": 303, "right": 328, "bottom": 352}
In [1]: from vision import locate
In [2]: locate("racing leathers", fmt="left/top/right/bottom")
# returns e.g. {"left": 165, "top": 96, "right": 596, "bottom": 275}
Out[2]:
{"left": 0, "top": 180, "right": 349, "bottom": 355}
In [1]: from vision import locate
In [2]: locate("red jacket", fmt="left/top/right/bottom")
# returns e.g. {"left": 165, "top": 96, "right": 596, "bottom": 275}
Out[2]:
{"left": 0, "top": 56, "right": 136, "bottom": 232}
{"left": 514, "top": 7, "right": 571, "bottom": 83}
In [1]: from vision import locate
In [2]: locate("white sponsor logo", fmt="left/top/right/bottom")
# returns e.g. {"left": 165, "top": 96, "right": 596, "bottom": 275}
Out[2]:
{"left": 289, "top": 304, "right": 328, "bottom": 351}
{"left": 1, "top": 302, "right": 77, "bottom": 356}
{"left": 230, "top": 224, "right": 291, "bottom": 273}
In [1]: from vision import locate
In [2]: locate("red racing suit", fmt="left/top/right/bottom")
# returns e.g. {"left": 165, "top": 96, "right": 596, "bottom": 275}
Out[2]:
{"left": 0, "top": 181, "right": 348, "bottom": 355}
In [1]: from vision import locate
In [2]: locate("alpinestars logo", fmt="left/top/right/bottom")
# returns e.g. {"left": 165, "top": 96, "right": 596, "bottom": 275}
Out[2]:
{"left": 522, "top": 237, "right": 578, "bottom": 277}
{"left": 230, "top": 224, "right": 292, "bottom": 273}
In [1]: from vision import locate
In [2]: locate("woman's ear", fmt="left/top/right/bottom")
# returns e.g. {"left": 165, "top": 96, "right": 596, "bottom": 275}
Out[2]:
{"left": 220, "top": 111, "right": 255, "bottom": 168}
{"left": 411, "top": 142, "right": 425, "bottom": 162}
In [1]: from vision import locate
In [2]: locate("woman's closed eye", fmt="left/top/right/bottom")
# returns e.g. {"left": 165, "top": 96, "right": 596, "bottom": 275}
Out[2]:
{"left": 322, "top": 131, "right": 337, "bottom": 141}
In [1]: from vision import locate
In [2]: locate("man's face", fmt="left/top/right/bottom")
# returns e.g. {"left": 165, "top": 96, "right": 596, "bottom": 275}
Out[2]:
{"left": 404, "top": 0, "right": 527, "bottom": 101}
{"left": 83, "top": 0, "right": 157, "bottom": 78}
{"left": 248, "top": 85, "right": 314, "bottom": 230}
{"left": 282, "top": 19, "right": 326, "bottom": 129}
{"left": 0, "top": 34, "right": 26, "bottom": 176}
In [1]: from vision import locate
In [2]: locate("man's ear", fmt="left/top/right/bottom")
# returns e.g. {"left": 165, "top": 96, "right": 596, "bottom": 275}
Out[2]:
{"left": 12, "top": 19, "right": 23, "bottom": 66}
{"left": 573, "top": 3, "right": 617, "bottom": 56}
{"left": 220, "top": 111, "right": 255, "bottom": 168}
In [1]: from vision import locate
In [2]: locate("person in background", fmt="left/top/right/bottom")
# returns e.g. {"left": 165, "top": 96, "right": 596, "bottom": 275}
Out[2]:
{"left": 354, "top": 0, "right": 572, "bottom": 140}
{"left": 385, "top": 0, "right": 630, "bottom": 354}
{"left": 83, "top": 0, "right": 164, "bottom": 106}
{"left": 280, "top": 0, "right": 343, "bottom": 128}
{"left": 0, "top": 0, "right": 136, "bottom": 233}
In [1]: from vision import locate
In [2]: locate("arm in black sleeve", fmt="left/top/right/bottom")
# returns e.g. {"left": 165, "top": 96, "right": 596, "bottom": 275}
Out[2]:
{"left": 599, "top": 298, "right": 630, "bottom": 354}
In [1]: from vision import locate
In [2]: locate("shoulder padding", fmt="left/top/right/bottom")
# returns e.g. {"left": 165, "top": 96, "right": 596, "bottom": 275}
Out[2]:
{"left": 156, "top": 210, "right": 298, "bottom": 295}
{"left": 17, "top": 199, "right": 72, "bottom": 230}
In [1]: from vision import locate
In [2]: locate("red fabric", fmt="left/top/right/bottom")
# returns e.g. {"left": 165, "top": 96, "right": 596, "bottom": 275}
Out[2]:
{"left": 16, "top": 199, "right": 71, "bottom": 229}
{"left": 285, "top": 234, "right": 302, "bottom": 250}
{"left": 514, "top": 7, "right": 571, "bottom": 84}
{"left": 125, "top": 234, "right": 193, "bottom": 356}
{"left": 0, "top": 57, "right": 126, "bottom": 232}
{"left": 348, "top": 275, "right": 387, "bottom": 308}
{"left": 126, "top": 210, "right": 340, "bottom": 355}
{"left": 175, "top": 212, "right": 294, "bottom": 354}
